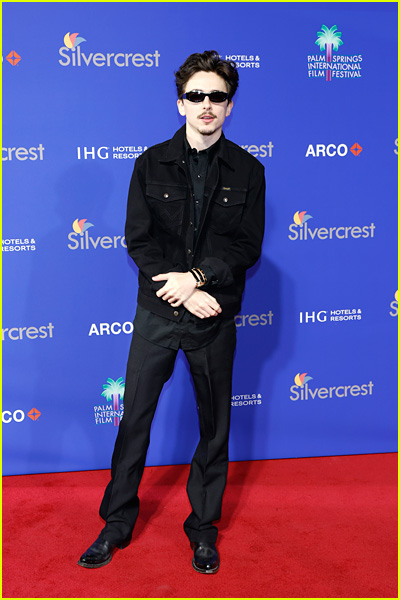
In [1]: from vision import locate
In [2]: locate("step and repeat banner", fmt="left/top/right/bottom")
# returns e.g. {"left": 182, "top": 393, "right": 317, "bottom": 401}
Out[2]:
{"left": 3, "top": 2, "right": 397, "bottom": 475}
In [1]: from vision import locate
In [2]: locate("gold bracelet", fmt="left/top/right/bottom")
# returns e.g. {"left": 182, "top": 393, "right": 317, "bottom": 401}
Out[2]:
{"left": 192, "top": 268, "right": 207, "bottom": 287}
{"left": 190, "top": 269, "right": 201, "bottom": 286}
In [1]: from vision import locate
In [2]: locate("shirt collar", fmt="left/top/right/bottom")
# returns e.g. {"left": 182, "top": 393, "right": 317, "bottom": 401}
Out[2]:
{"left": 160, "top": 125, "right": 234, "bottom": 170}
{"left": 184, "top": 135, "right": 221, "bottom": 163}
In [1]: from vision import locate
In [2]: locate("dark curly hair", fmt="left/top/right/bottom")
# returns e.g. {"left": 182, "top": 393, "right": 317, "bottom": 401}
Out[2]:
{"left": 175, "top": 50, "right": 239, "bottom": 101}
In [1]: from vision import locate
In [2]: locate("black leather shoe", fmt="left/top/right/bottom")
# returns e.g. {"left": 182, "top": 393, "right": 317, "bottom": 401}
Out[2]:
{"left": 190, "top": 541, "right": 220, "bottom": 574}
{"left": 77, "top": 535, "right": 129, "bottom": 569}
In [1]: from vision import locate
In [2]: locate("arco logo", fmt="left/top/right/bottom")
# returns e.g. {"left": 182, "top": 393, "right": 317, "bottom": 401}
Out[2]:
{"left": 28, "top": 408, "right": 41, "bottom": 421}
{"left": 88, "top": 321, "right": 134, "bottom": 336}
{"left": 64, "top": 32, "right": 86, "bottom": 49}
{"left": 305, "top": 143, "right": 363, "bottom": 157}
{"left": 350, "top": 143, "right": 362, "bottom": 156}
{"left": 6, "top": 51, "right": 21, "bottom": 66}
{"left": 2, "top": 408, "right": 41, "bottom": 423}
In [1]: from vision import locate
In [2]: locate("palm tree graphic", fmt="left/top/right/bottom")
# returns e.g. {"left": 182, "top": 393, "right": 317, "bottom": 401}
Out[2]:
{"left": 101, "top": 377, "right": 125, "bottom": 426}
{"left": 315, "top": 25, "right": 343, "bottom": 81}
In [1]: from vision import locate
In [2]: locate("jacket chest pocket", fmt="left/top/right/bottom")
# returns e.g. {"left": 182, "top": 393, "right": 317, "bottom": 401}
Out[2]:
{"left": 208, "top": 188, "right": 247, "bottom": 234}
{"left": 146, "top": 183, "right": 186, "bottom": 233}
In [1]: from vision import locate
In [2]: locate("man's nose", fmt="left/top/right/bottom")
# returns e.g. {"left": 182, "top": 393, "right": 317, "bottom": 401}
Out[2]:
{"left": 202, "top": 95, "right": 212, "bottom": 109}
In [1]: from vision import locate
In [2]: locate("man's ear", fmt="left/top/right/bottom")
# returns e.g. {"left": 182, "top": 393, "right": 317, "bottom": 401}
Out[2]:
{"left": 226, "top": 100, "right": 233, "bottom": 117}
{"left": 177, "top": 98, "right": 186, "bottom": 116}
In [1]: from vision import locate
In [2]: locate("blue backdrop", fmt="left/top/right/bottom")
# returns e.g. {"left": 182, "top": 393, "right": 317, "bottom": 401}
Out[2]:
{"left": 2, "top": 2, "right": 398, "bottom": 475}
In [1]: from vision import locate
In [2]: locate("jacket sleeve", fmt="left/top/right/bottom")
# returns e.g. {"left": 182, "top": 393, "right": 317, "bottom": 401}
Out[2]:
{"left": 125, "top": 156, "right": 184, "bottom": 291}
{"left": 199, "top": 161, "right": 265, "bottom": 287}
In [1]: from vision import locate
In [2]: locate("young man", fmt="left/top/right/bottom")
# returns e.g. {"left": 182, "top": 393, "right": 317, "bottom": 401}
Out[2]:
{"left": 78, "top": 50, "right": 265, "bottom": 574}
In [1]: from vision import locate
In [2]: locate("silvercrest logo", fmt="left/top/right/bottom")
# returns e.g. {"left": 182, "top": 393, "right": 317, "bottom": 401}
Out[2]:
{"left": 290, "top": 372, "right": 374, "bottom": 402}
{"left": 288, "top": 212, "right": 375, "bottom": 241}
{"left": 59, "top": 32, "right": 160, "bottom": 68}
{"left": 67, "top": 219, "right": 127, "bottom": 251}
{"left": 241, "top": 143, "right": 273, "bottom": 158}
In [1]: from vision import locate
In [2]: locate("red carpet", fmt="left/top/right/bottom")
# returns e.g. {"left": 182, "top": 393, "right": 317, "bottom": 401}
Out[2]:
{"left": 2, "top": 454, "right": 397, "bottom": 598}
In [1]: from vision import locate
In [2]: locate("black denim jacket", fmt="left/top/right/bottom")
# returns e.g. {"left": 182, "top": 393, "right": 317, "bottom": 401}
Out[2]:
{"left": 125, "top": 125, "right": 266, "bottom": 321}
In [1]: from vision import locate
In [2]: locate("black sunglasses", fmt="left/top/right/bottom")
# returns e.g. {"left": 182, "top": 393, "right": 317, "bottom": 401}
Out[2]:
{"left": 182, "top": 90, "right": 229, "bottom": 103}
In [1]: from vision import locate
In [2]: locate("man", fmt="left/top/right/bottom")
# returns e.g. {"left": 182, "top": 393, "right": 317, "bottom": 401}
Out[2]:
{"left": 78, "top": 50, "right": 265, "bottom": 574}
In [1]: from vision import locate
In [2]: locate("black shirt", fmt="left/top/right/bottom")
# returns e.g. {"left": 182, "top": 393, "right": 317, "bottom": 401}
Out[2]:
{"left": 186, "top": 137, "right": 220, "bottom": 243}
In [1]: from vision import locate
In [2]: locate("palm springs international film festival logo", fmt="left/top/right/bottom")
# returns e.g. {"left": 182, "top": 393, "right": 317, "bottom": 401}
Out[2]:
{"left": 59, "top": 32, "right": 160, "bottom": 68}
{"left": 307, "top": 25, "right": 362, "bottom": 81}
{"left": 288, "top": 211, "right": 375, "bottom": 241}
{"left": 94, "top": 377, "right": 125, "bottom": 426}
{"left": 67, "top": 219, "right": 127, "bottom": 250}
{"left": 290, "top": 372, "right": 374, "bottom": 402}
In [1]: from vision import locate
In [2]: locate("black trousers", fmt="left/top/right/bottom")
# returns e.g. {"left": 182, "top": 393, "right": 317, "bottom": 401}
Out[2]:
{"left": 99, "top": 318, "right": 236, "bottom": 545}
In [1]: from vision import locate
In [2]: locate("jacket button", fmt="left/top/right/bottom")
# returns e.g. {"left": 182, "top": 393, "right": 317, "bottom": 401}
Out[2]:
{"left": 163, "top": 193, "right": 169, "bottom": 198}
{"left": 223, "top": 197, "right": 228, "bottom": 203}
{"left": 187, "top": 248, "right": 192, "bottom": 254}
{"left": 174, "top": 310, "right": 179, "bottom": 317}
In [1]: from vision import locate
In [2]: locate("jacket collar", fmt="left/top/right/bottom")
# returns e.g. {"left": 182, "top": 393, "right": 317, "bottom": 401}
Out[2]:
{"left": 159, "top": 125, "right": 235, "bottom": 170}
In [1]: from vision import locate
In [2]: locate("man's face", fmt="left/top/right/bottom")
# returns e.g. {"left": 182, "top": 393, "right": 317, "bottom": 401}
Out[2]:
{"left": 177, "top": 71, "right": 233, "bottom": 143}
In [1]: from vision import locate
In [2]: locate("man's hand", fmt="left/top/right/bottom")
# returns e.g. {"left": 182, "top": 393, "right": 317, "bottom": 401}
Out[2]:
{"left": 152, "top": 272, "right": 196, "bottom": 306}
{"left": 183, "top": 290, "right": 222, "bottom": 319}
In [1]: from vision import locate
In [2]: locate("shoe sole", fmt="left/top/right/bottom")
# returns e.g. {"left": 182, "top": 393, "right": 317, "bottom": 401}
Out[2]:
{"left": 192, "top": 559, "right": 220, "bottom": 574}
{"left": 77, "top": 555, "right": 112, "bottom": 569}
